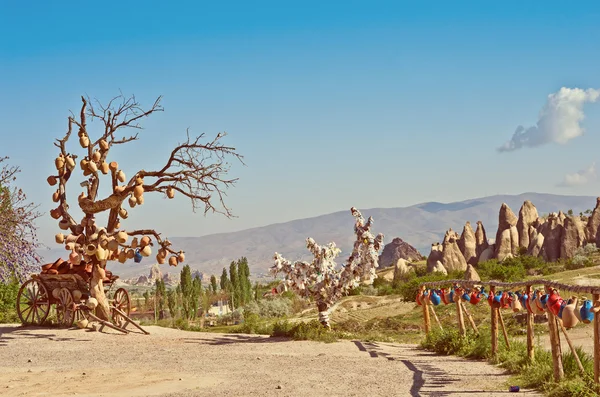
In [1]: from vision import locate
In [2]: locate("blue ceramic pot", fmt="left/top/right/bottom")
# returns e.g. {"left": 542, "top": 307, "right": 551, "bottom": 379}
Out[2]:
{"left": 580, "top": 299, "right": 594, "bottom": 323}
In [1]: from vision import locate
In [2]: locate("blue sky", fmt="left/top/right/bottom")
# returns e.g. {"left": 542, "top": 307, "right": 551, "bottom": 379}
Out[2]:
{"left": 1, "top": 1, "right": 600, "bottom": 246}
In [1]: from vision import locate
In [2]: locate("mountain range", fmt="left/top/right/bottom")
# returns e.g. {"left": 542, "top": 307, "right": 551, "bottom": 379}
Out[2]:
{"left": 38, "top": 192, "right": 598, "bottom": 280}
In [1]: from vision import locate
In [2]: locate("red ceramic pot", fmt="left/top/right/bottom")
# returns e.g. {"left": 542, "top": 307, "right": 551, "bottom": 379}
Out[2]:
{"left": 547, "top": 290, "right": 563, "bottom": 316}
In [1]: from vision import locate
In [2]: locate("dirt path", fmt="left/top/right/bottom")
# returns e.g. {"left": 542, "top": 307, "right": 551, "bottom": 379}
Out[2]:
{"left": 0, "top": 324, "right": 541, "bottom": 396}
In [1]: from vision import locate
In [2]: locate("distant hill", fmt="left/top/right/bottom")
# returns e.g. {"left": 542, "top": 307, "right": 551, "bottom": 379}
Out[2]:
{"left": 38, "top": 192, "right": 597, "bottom": 279}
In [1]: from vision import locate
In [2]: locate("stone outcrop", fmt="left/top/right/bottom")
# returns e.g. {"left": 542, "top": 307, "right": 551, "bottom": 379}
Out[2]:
{"left": 431, "top": 260, "right": 447, "bottom": 275}
{"left": 392, "top": 258, "right": 413, "bottom": 280}
{"left": 426, "top": 243, "right": 444, "bottom": 273}
{"left": 560, "top": 216, "right": 587, "bottom": 259}
{"left": 517, "top": 200, "right": 538, "bottom": 249}
{"left": 474, "top": 221, "right": 489, "bottom": 260}
{"left": 495, "top": 203, "right": 519, "bottom": 260}
{"left": 425, "top": 197, "right": 600, "bottom": 274}
{"left": 540, "top": 214, "right": 563, "bottom": 262}
{"left": 458, "top": 222, "right": 477, "bottom": 265}
{"left": 464, "top": 264, "right": 481, "bottom": 281}
{"left": 441, "top": 229, "right": 467, "bottom": 272}
{"left": 586, "top": 198, "right": 600, "bottom": 243}
{"left": 378, "top": 237, "right": 423, "bottom": 268}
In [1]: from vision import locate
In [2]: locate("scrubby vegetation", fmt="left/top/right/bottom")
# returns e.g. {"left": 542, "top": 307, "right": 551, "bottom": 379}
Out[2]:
{"left": 421, "top": 328, "right": 597, "bottom": 397}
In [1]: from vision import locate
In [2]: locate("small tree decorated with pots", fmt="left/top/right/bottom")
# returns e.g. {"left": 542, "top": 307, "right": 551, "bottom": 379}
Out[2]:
{"left": 48, "top": 94, "right": 242, "bottom": 321}
{"left": 270, "top": 207, "right": 384, "bottom": 327}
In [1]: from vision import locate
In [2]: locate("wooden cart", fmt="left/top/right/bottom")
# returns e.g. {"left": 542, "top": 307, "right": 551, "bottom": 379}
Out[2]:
{"left": 15, "top": 272, "right": 136, "bottom": 332}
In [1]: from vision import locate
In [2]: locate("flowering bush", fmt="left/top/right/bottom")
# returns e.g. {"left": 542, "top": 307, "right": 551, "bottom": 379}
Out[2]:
{"left": 270, "top": 207, "right": 384, "bottom": 327}
{"left": 0, "top": 157, "right": 41, "bottom": 283}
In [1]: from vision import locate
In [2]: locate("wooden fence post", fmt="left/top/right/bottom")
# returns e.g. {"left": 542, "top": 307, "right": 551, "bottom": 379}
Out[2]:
{"left": 422, "top": 287, "right": 431, "bottom": 334}
{"left": 429, "top": 305, "right": 443, "bottom": 331}
{"left": 545, "top": 286, "right": 563, "bottom": 382}
{"left": 593, "top": 293, "right": 600, "bottom": 389}
{"left": 456, "top": 293, "right": 466, "bottom": 337}
{"left": 461, "top": 302, "right": 479, "bottom": 335}
{"left": 498, "top": 310, "right": 511, "bottom": 350}
{"left": 525, "top": 285, "right": 534, "bottom": 361}
{"left": 490, "top": 285, "right": 498, "bottom": 358}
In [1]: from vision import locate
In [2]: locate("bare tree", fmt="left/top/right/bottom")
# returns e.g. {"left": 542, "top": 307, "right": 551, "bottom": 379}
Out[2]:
{"left": 270, "top": 208, "right": 384, "bottom": 327}
{"left": 0, "top": 157, "right": 42, "bottom": 283}
{"left": 49, "top": 94, "right": 243, "bottom": 320}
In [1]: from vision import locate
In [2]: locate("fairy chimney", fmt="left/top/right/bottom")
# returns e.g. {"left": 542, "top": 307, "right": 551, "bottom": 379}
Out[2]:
{"left": 560, "top": 216, "right": 587, "bottom": 259}
{"left": 464, "top": 264, "right": 481, "bottom": 281}
{"left": 474, "top": 221, "right": 489, "bottom": 260}
{"left": 426, "top": 243, "right": 444, "bottom": 273}
{"left": 441, "top": 229, "right": 468, "bottom": 272}
{"left": 495, "top": 203, "right": 519, "bottom": 260}
{"left": 458, "top": 221, "right": 477, "bottom": 265}
{"left": 586, "top": 197, "right": 600, "bottom": 243}
{"left": 517, "top": 200, "right": 538, "bottom": 249}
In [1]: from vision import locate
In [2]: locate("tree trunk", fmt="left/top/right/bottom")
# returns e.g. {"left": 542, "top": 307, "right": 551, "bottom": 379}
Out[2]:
{"left": 90, "top": 262, "right": 111, "bottom": 321}
{"left": 317, "top": 302, "right": 330, "bottom": 328}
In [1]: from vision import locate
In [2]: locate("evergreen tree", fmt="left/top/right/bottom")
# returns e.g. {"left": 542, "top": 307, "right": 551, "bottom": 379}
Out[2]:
{"left": 191, "top": 275, "right": 202, "bottom": 319}
{"left": 167, "top": 289, "right": 177, "bottom": 319}
{"left": 229, "top": 261, "right": 239, "bottom": 310}
{"left": 155, "top": 278, "right": 167, "bottom": 316}
{"left": 220, "top": 267, "right": 229, "bottom": 291}
{"left": 210, "top": 275, "right": 218, "bottom": 294}
{"left": 180, "top": 265, "right": 193, "bottom": 319}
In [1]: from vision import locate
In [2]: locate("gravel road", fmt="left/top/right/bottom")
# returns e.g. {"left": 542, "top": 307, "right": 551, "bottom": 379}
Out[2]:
{"left": 0, "top": 324, "right": 541, "bottom": 396}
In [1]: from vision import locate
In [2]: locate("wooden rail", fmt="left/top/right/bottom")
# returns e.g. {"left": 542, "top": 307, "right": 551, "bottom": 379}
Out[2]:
{"left": 419, "top": 279, "right": 600, "bottom": 388}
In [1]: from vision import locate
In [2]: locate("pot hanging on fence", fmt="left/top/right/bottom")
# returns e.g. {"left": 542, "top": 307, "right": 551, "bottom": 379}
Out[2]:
{"left": 430, "top": 290, "right": 441, "bottom": 306}
{"left": 561, "top": 297, "right": 579, "bottom": 329}
{"left": 416, "top": 291, "right": 423, "bottom": 306}
{"left": 580, "top": 299, "right": 594, "bottom": 324}
{"left": 539, "top": 294, "right": 549, "bottom": 312}
{"left": 530, "top": 290, "right": 545, "bottom": 315}
{"left": 510, "top": 292, "right": 522, "bottom": 312}
{"left": 134, "top": 249, "right": 143, "bottom": 263}
{"left": 470, "top": 289, "right": 481, "bottom": 305}
{"left": 492, "top": 292, "right": 503, "bottom": 309}
{"left": 440, "top": 289, "right": 450, "bottom": 305}
{"left": 547, "top": 289, "right": 564, "bottom": 316}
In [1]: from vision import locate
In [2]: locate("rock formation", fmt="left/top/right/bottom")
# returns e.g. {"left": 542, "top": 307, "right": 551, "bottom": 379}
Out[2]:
{"left": 517, "top": 200, "right": 538, "bottom": 249}
{"left": 560, "top": 216, "right": 587, "bottom": 259}
{"left": 431, "top": 260, "right": 447, "bottom": 275}
{"left": 378, "top": 237, "right": 423, "bottom": 268}
{"left": 458, "top": 222, "right": 477, "bottom": 265}
{"left": 425, "top": 197, "right": 600, "bottom": 274}
{"left": 587, "top": 198, "right": 600, "bottom": 243}
{"left": 426, "top": 243, "right": 444, "bottom": 273}
{"left": 464, "top": 264, "right": 481, "bottom": 281}
{"left": 495, "top": 203, "right": 519, "bottom": 260}
{"left": 474, "top": 221, "right": 489, "bottom": 260}
{"left": 441, "top": 229, "right": 467, "bottom": 272}
{"left": 540, "top": 214, "right": 563, "bottom": 262}
{"left": 392, "top": 258, "right": 413, "bottom": 280}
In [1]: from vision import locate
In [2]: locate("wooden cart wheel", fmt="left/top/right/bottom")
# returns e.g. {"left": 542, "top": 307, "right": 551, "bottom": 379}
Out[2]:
{"left": 111, "top": 288, "right": 130, "bottom": 327}
{"left": 16, "top": 279, "right": 50, "bottom": 326}
{"left": 56, "top": 288, "right": 75, "bottom": 328}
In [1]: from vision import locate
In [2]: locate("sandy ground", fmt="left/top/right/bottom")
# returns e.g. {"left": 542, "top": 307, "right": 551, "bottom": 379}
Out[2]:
{"left": 0, "top": 324, "right": 542, "bottom": 397}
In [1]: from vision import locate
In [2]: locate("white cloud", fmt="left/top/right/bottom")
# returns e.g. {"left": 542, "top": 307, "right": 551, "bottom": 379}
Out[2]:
{"left": 557, "top": 162, "right": 596, "bottom": 187}
{"left": 498, "top": 87, "right": 599, "bottom": 152}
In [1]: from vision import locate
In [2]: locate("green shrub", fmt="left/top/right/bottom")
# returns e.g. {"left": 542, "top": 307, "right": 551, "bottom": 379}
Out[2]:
{"left": 271, "top": 319, "right": 337, "bottom": 342}
{"left": 0, "top": 279, "right": 20, "bottom": 323}
{"left": 234, "top": 312, "right": 273, "bottom": 335}
{"left": 243, "top": 297, "right": 291, "bottom": 318}
{"left": 477, "top": 259, "right": 527, "bottom": 282}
